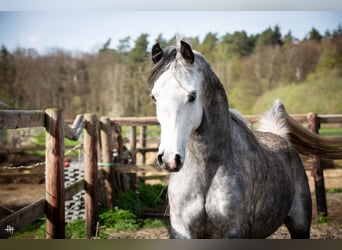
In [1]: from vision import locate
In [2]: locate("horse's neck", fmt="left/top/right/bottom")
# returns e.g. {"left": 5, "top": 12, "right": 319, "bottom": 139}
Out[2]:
{"left": 187, "top": 84, "right": 233, "bottom": 170}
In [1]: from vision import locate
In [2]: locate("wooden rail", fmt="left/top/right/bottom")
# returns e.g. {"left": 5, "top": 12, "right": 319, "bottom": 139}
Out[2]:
{"left": 0, "top": 110, "right": 45, "bottom": 129}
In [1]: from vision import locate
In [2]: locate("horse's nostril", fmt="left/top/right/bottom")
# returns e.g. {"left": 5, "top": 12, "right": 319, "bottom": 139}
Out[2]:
{"left": 175, "top": 154, "right": 181, "bottom": 166}
{"left": 157, "top": 153, "right": 164, "bottom": 165}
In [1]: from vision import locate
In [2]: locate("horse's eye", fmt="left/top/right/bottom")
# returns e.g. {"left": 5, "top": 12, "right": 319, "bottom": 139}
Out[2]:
{"left": 188, "top": 92, "right": 197, "bottom": 103}
{"left": 151, "top": 95, "right": 157, "bottom": 103}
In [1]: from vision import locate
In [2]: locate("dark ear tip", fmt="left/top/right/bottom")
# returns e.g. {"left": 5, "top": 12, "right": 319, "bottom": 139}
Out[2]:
{"left": 152, "top": 43, "right": 161, "bottom": 50}
{"left": 180, "top": 40, "right": 189, "bottom": 46}
{"left": 152, "top": 43, "right": 163, "bottom": 64}
{"left": 180, "top": 40, "right": 194, "bottom": 64}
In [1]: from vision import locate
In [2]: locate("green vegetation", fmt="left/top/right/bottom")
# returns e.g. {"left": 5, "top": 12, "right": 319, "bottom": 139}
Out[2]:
{"left": 326, "top": 187, "right": 342, "bottom": 193}
{"left": 251, "top": 72, "right": 342, "bottom": 114}
{"left": 12, "top": 183, "right": 168, "bottom": 239}
{"left": 1, "top": 25, "right": 341, "bottom": 118}
{"left": 319, "top": 128, "right": 342, "bottom": 138}
{"left": 115, "top": 183, "right": 167, "bottom": 214}
{"left": 317, "top": 214, "right": 332, "bottom": 224}
{"left": 23, "top": 128, "right": 80, "bottom": 157}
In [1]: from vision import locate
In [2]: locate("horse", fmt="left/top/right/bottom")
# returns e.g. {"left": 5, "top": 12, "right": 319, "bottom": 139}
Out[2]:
{"left": 147, "top": 39, "right": 312, "bottom": 239}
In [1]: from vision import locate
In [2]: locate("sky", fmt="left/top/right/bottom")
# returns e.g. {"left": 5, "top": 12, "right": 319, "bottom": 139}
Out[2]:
{"left": 0, "top": 1, "right": 341, "bottom": 54}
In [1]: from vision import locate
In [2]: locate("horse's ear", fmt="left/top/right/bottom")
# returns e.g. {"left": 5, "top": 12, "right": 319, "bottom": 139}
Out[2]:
{"left": 180, "top": 40, "right": 194, "bottom": 64}
{"left": 152, "top": 43, "right": 163, "bottom": 64}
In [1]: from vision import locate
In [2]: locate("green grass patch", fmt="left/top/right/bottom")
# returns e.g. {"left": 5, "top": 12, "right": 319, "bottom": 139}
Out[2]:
{"left": 25, "top": 129, "right": 81, "bottom": 157}
{"left": 317, "top": 214, "right": 332, "bottom": 224}
{"left": 11, "top": 183, "right": 168, "bottom": 239}
{"left": 319, "top": 127, "right": 342, "bottom": 138}
{"left": 251, "top": 74, "right": 342, "bottom": 115}
{"left": 13, "top": 207, "right": 168, "bottom": 239}
{"left": 326, "top": 187, "right": 342, "bottom": 193}
{"left": 115, "top": 183, "right": 167, "bottom": 214}
{"left": 11, "top": 217, "right": 46, "bottom": 239}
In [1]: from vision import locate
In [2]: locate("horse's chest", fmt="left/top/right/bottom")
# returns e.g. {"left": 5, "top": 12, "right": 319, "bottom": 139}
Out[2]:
{"left": 204, "top": 176, "right": 247, "bottom": 237}
{"left": 169, "top": 173, "right": 243, "bottom": 238}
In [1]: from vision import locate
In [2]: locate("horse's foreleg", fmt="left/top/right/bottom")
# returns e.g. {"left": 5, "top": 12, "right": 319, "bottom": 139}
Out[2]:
{"left": 169, "top": 220, "right": 194, "bottom": 239}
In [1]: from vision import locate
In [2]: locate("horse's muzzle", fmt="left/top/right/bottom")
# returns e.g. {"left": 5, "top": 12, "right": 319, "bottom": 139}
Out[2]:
{"left": 157, "top": 153, "right": 182, "bottom": 172}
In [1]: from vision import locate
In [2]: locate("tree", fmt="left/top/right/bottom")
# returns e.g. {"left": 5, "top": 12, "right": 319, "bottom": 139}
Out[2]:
{"left": 333, "top": 23, "right": 342, "bottom": 37}
{"left": 225, "top": 31, "right": 255, "bottom": 58}
{"left": 117, "top": 36, "right": 131, "bottom": 54}
{"left": 256, "top": 25, "right": 283, "bottom": 49}
{"left": 127, "top": 34, "right": 150, "bottom": 116}
{"left": 128, "top": 33, "right": 149, "bottom": 67}
{"left": 316, "top": 34, "right": 342, "bottom": 76}
{"left": 283, "top": 31, "right": 294, "bottom": 45}
{"left": 0, "top": 45, "right": 16, "bottom": 106}
{"left": 307, "top": 28, "right": 322, "bottom": 42}
{"left": 199, "top": 32, "right": 218, "bottom": 61}
{"left": 100, "top": 38, "right": 112, "bottom": 52}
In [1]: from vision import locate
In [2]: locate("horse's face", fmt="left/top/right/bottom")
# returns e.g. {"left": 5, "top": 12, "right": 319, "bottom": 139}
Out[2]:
{"left": 151, "top": 41, "right": 203, "bottom": 172}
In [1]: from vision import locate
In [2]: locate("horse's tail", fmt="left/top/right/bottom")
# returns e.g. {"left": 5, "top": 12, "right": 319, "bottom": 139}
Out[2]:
{"left": 258, "top": 99, "right": 342, "bottom": 159}
{"left": 258, "top": 99, "right": 289, "bottom": 140}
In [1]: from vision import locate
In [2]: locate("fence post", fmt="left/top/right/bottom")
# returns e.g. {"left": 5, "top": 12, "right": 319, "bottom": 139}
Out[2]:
{"left": 114, "top": 125, "right": 124, "bottom": 164}
{"left": 45, "top": 108, "right": 65, "bottom": 239}
{"left": 129, "top": 126, "right": 137, "bottom": 164}
{"left": 307, "top": 112, "right": 328, "bottom": 217}
{"left": 140, "top": 126, "right": 147, "bottom": 164}
{"left": 84, "top": 113, "right": 99, "bottom": 238}
{"left": 113, "top": 124, "right": 124, "bottom": 191}
{"left": 100, "top": 116, "right": 115, "bottom": 208}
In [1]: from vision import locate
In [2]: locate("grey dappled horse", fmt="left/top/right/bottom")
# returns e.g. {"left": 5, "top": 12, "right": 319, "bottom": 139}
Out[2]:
{"left": 147, "top": 39, "right": 312, "bottom": 239}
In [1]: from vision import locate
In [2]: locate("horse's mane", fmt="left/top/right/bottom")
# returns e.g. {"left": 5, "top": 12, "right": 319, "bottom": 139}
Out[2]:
{"left": 230, "top": 110, "right": 263, "bottom": 149}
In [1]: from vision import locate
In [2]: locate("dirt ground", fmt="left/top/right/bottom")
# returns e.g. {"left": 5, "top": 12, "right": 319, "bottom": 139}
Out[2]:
{"left": 0, "top": 157, "right": 341, "bottom": 239}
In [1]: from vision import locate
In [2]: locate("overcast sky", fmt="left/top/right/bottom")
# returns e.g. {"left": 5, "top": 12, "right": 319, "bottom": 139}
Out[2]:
{"left": 0, "top": 1, "right": 341, "bottom": 54}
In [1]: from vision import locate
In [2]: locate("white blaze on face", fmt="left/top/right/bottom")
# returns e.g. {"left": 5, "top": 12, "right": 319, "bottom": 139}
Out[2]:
{"left": 151, "top": 66, "right": 203, "bottom": 171}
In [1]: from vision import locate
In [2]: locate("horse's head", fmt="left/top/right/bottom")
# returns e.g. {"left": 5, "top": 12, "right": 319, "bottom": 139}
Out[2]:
{"left": 149, "top": 40, "right": 204, "bottom": 172}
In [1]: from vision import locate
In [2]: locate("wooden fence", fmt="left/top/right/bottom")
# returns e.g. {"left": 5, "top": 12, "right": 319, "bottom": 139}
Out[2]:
{"left": 111, "top": 113, "right": 342, "bottom": 218}
{"left": 0, "top": 110, "right": 341, "bottom": 239}
{"left": 0, "top": 110, "right": 99, "bottom": 239}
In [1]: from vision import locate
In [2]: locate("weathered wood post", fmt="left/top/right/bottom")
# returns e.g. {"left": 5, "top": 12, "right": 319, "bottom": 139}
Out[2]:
{"left": 129, "top": 126, "right": 137, "bottom": 164}
{"left": 140, "top": 126, "right": 147, "bottom": 164}
{"left": 100, "top": 116, "right": 115, "bottom": 208}
{"left": 45, "top": 108, "right": 65, "bottom": 239}
{"left": 113, "top": 124, "right": 124, "bottom": 191}
{"left": 307, "top": 112, "right": 328, "bottom": 217}
{"left": 84, "top": 113, "right": 99, "bottom": 238}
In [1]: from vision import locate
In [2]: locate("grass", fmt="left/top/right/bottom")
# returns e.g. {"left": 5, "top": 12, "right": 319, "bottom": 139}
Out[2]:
{"left": 11, "top": 183, "right": 168, "bottom": 239}
{"left": 313, "top": 188, "right": 341, "bottom": 224}
{"left": 319, "top": 127, "right": 342, "bottom": 138}
{"left": 317, "top": 214, "right": 332, "bottom": 224}
{"left": 251, "top": 74, "right": 342, "bottom": 115}
{"left": 121, "top": 125, "right": 160, "bottom": 141}
{"left": 20, "top": 129, "right": 81, "bottom": 157}
{"left": 326, "top": 187, "right": 342, "bottom": 194}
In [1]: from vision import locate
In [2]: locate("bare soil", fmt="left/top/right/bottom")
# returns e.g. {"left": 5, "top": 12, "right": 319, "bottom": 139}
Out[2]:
{"left": 0, "top": 154, "right": 341, "bottom": 239}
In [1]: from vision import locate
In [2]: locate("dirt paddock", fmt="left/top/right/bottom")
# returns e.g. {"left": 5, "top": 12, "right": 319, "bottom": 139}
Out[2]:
{"left": 0, "top": 163, "right": 341, "bottom": 239}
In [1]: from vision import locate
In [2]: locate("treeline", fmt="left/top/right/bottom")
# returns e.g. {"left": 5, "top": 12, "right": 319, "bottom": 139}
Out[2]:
{"left": 1, "top": 25, "right": 342, "bottom": 118}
